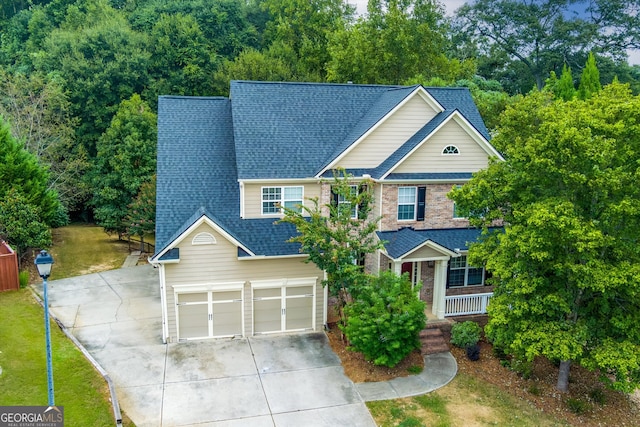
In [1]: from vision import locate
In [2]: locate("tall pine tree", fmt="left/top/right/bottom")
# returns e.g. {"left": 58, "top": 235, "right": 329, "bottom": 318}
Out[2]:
{"left": 578, "top": 52, "right": 601, "bottom": 100}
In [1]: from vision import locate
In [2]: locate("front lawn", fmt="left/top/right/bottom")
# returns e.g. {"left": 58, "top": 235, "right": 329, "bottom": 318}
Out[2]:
{"left": 367, "top": 373, "right": 569, "bottom": 427}
{"left": 0, "top": 290, "right": 117, "bottom": 425}
{"left": 47, "top": 224, "right": 129, "bottom": 280}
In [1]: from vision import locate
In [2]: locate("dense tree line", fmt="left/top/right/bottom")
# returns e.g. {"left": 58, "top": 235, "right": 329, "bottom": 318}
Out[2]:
{"left": 0, "top": 0, "right": 639, "bottom": 247}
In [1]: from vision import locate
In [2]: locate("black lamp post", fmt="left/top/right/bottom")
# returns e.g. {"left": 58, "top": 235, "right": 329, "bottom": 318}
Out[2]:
{"left": 34, "top": 250, "right": 55, "bottom": 406}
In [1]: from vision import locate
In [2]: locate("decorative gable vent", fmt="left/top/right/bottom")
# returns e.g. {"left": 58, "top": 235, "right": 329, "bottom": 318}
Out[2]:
{"left": 192, "top": 232, "right": 216, "bottom": 245}
{"left": 442, "top": 145, "right": 460, "bottom": 155}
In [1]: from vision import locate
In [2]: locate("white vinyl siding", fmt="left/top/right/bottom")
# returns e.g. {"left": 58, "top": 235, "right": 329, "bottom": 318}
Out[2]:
{"left": 163, "top": 223, "right": 324, "bottom": 341}
{"left": 393, "top": 120, "right": 490, "bottom": 173}
{"left": 242, "top": 183, "right": 321, "bottom": 218}
{"left": 338, "top": 94, "right": 437, "bottom": 168}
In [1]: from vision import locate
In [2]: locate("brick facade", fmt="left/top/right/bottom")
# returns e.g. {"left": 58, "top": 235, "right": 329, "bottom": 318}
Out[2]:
{"left": 380, "top": 183, "right": 471, "bottom": 231}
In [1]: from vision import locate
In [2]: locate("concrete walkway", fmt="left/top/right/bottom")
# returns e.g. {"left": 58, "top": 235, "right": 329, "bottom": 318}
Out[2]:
{"left": 34, "top": 265, "right": 457, "bottom": 426}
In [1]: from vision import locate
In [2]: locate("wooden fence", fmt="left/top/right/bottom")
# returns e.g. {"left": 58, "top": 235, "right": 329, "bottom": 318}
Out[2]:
{"left": 0, "top": 241, "right": 19, "bottom": 292}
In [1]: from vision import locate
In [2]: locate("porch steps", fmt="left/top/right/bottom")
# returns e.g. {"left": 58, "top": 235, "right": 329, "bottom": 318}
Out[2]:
{"left": 420, "top": 326, "right": 450, "bottom": 355}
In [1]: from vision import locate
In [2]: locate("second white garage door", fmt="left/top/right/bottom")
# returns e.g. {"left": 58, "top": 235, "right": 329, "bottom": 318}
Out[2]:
{"left": 252, "top": 278, "right": 316, "bottom": 335}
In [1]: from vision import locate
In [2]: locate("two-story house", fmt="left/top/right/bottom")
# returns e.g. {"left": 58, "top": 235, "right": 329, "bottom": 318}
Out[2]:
{"left": 150, "top": 81, "right": 503, "bottom": 343}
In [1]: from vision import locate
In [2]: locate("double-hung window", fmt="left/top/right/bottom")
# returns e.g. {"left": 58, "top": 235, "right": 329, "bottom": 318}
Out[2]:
{"left": 262, "top": 186, "right": 303, "bottom": 215}
{"left": 398, "top": 187, "right": 417, "bottom": 220}
{"left": 447, "top": 255, "right": 485, "bottom": 287}
{"left": 397, "top": 186, "right": 426, "bottom": 221}
{"left": 337, "top": 185, "right": 358, "bottom": 219}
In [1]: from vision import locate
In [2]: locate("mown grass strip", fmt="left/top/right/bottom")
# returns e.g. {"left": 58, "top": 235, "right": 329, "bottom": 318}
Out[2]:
{"left": 0, "top": 289, "right": 116, "bottom": 425}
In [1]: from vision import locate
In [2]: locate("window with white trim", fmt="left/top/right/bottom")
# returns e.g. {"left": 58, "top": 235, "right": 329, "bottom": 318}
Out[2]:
{"left": 262, "top": 186, "right": 303, "bottom": 215}
{"left": 337, "top": 185, "right": 358, "bottom": 218}
{"left": 398, "top": 187, "right": 417, "bottom": 220}
{"left": 442, "top": 145, "right": 460, "bottom": 155}
{"left": 447, "top": 255, "right": 485, "bottom": 287}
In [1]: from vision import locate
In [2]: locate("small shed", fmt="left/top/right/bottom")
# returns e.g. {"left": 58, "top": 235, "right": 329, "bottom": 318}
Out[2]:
{"left": 0, "top": 241, "right": 19, "bottom": 291}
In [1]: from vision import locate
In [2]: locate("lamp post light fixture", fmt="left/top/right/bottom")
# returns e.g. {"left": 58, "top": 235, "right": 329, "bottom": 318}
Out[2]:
{"left": 34, "top": 250, "right": 55, "bottom": 406}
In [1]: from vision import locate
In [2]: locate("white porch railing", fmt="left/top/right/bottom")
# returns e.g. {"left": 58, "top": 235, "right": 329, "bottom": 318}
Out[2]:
{"left": 444, "top": 292, "right": 493, "bottom": 317}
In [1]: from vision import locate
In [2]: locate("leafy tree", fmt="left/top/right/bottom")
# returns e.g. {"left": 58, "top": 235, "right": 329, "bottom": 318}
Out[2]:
{"left": 212, "top": 48, "right": 295, "bottom": 96}
{"left": 454, "top": 0, "right": 640, "bottom": 93}
{"left": 279, "top": 171, "right": 383, "bottom": 324}
{"left": 577, "top": 52, "right": 602, "bottom": 100}
{"left": 125, "top": 175, "right": 156, "bottom": 252}
{"left": 342, "top": 271, "right": 426, "bottom": 367}
{"left": 326, "top": 0, "right": 466, "bottom": 84}
{"left": 0, "top": 116, "right": 62, "bottom": 226}
{"left": 0, "top": 188, "right": 51, "bottom": 263}
{"left": 0, "top": 70, "right": 90, "bottom": 212}
{"left": 260, "top": 0, "right": 354, "bottom": 80}
{"left": 554, "top": 64, "right": 576, "bottom": 101}
{"left": 33, "top": 0, "right": 150, "bottom": 155}
{"left": 145, "top": 13, "right": 216, "bottom": 99}
{"left": 92, "top": 94, "right": 156, "bottom": 237}
{"left": 450, "top": 83, "right": 640, "bottom": 393}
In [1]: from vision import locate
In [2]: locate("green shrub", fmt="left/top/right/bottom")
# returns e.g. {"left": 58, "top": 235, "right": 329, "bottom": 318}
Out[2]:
{"left": 342, "top": 271, "right": 426, "bottom": 367}
{"left": 589, "top": 388, "right": 606, "bottom": 405}
{"left": 527, "top": 383, "right": 541, "bottom": 396}
{"left": 18, "top": 271, "right": 29, "bottom": 288}
{"left": 566, "top": 397, "right": 590, "bottom": 414}
{"left": 511, "top": 357, "right": 533, "bottom": 379}
{"left": 450, "top": 321, "right": 482, "bottom": 348}
{"left": 407, "top": 365, "right": 423, "bottom": 374}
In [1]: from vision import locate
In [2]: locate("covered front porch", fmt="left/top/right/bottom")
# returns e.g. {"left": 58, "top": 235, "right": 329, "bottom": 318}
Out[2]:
{"left": 376, "top": 227, "right": 495, "bottom": 320}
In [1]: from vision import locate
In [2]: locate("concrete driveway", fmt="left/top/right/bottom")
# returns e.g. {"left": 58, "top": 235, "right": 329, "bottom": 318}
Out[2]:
{"left": 35, "top": 265, "right": 375, "bottom": 427}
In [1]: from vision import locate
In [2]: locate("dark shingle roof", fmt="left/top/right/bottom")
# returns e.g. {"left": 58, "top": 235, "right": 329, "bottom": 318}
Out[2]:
{"left": 154, "top": 96, "right": 238, "bottom": 255}
{"left": 154, "top": 82, "right": 492, "bottom": 259}
{"left": 377, "top": 227, "right": 502, "bottom": 259}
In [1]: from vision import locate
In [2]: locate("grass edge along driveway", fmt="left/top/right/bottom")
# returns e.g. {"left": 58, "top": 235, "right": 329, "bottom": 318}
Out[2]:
{"left": 0, "top": 289, "right": 126, "bottom": 426}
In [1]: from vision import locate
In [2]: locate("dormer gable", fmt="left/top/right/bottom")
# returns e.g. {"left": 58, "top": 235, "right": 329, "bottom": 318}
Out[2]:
{"left": 380, "top": 110, "right": 503, "bottom": 179}
{"left": 317, "top": 86, "right": 443, "bottom": 176}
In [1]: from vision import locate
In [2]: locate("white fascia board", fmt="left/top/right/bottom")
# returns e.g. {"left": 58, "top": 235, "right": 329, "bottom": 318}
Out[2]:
{"left": 153, "top": 214, "right": 255, "bottom": 261}
{"left": 380, "top": 178, "right": 471, "bottom": 184}
{"left": 451, "top": 114, "right": 503, "bottom": 160}
{"left": 394, "top": 240, "right": 459, "bottom": 262}
{"left": 238, "top": 178, "right": 320, "bottom": 184}
{"left": 316, "top": 86, "right": 440, "bottom": 178}
{"left": 238, "top": 253, "right": 308, "bottom": 261}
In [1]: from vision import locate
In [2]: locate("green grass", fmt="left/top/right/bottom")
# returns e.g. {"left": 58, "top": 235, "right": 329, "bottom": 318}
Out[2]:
{"left": 367, "top": 373, "right": 570, "bottom": 427}
{"left": 47, "top": 224, "right": 130, "bottom": 280}
{"left": 0, "top": 290, "right": 116, "bottom": 426}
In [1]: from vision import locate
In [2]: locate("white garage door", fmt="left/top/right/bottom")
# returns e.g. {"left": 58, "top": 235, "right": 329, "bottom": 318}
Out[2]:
{"left": 175, "top": 284, "right": 243, "bottom": 341}
{"left": 252, "top": 278, "right": 316, "bottom": 335}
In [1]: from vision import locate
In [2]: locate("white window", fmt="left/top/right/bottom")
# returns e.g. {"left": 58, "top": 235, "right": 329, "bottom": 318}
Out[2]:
{"left": 448, "top": 255, "right": 485, "bottom": 287}
{"left": 337, "top": 185, "right": 358, "bottom": 219}
{"left": 397, "top": 187, "right": 417, "bottom": 221}
{"left": 442, "top": 145, "right": 460, "bottom": 155}
{"left": 262, "top": 186, "right": 303, "bottom": 215}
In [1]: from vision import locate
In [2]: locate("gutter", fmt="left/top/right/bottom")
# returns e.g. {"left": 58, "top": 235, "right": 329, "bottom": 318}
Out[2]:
{"left": 30, "top": 289, "right": 123, "bottom": 426}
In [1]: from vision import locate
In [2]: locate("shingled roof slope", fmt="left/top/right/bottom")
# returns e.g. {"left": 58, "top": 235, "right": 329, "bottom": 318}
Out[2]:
{"left": 154, "top": 96, "right": 238, "bottom": 254}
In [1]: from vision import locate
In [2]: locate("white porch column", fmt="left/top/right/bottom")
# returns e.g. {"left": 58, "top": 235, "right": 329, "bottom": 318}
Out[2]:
{"left": 393, "top": 261, "right": 402, "bottom": 275}
{"left": 433, "top": 260, "right": 447, "bottom": 319}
